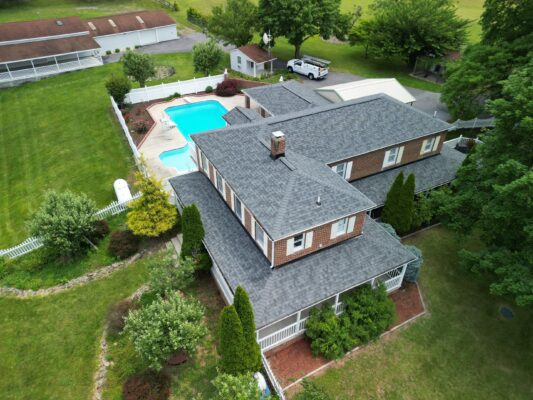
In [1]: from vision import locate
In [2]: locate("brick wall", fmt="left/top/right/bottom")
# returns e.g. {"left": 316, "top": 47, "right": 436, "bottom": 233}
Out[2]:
{"left": 330, "top": 132, "right": 446, "bottom": 181}
{"left": 272, "top": 212, "right": 366, "bottom": 267}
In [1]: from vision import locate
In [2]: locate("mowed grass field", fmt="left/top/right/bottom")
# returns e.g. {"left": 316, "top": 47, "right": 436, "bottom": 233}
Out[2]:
{"left": 292, "top": 227, "right": 533, "bottom": 400}
{"left": 0, "top": 53, "right": 198, "bottom": 248}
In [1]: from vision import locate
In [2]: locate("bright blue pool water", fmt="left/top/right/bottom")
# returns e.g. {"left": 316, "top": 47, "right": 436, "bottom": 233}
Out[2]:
{"left": 159, "top": 100, "right": 228, "bottom": 171}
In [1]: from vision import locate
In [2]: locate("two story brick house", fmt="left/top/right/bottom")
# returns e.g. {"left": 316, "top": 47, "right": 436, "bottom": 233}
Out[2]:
{"left": 169, "top": 81, "right": 466, "bottom": 351}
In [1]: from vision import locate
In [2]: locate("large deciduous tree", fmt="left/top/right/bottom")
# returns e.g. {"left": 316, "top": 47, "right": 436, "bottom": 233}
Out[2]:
{"left": 192, "top": 39, "right": 224, "bottom": 75}
{"left": 258, "top": 0, "right": 346, "bottom": 58}
{"left": 209, "top": 0, "right": 258, "bottom": 47}
{"left": 233, "top": 286, "right": 262, "bottom": 372}
{"left": 350, "top": 0, "right": 469, "bottom": 67}
{"left": 121, "top": 50, "right": 155, "bottom": 87}
{"left": 481, "top": 0, "right": 533, "bottom": 44}
{"left": 433, "top": 61, "right": 533, "bottom": 305}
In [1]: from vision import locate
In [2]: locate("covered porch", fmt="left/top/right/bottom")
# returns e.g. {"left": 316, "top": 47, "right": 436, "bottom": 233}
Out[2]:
{"left": 0, "top": 50, "right": 102, "bottom": 84}
{"left": 256, "top": 263, "right": 408, "bottom": 351}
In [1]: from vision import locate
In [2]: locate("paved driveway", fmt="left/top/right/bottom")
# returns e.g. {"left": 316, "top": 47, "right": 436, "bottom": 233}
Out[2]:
{"left": 296, "top": 71, "right": 450, "bottom": 122}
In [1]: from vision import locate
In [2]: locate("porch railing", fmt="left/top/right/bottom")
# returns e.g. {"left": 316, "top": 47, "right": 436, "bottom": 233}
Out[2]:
{"left": 262, "top": 353, "right": 286, "bottom": 399}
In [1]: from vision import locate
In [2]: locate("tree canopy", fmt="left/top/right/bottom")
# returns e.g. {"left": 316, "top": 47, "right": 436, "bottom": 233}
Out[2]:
{"left": 121, "top": 50, "right": 155, "bottom": 87}
{"left": 258, "top": 0, "right": 347, "bottom": 58}
{"left": 481, "top": 0, "right": 533, "bottom": 44}
{"left": 433, "top": 61, "right": 533, "bottom": 305}
{"left": 209, "top": 0, "right": 258, "bottom": 47}
{"left": 350, "top": 0, "right": 469, "bottom": 67}
{"left": 192, "top": 39, "right": 224, "bottom": 75}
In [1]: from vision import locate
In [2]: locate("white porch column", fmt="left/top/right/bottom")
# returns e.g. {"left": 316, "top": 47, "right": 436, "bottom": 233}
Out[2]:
{"left": 76, "top": 52, "right": 82, "bottom": 66}
{"left": 399, "top": 263, "right": 408, "bottom": 283}
{"left": 370, "top": 277, "right": 376, "bottom": 288}
{"left": 296, "top": 310, "right": 302, "bottom": 330}
{"left": 253, "top": 62, "right": 257, "bottom": 78}
{"left": 30, "top": 59, "right": 37, "bottom": 76}
{"left": 334, "top": 293, "right": 340, "bottom": 314}
{"left": 5, "top": 63, "right": 13, "bottom": 80}
{"left": 54, "top": 56, "right": 60, "bottom": 71}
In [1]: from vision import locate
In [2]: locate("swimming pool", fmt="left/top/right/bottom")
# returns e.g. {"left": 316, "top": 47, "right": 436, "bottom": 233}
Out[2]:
{"left": 159, "top": 100, "right": 228, "bottom": 171}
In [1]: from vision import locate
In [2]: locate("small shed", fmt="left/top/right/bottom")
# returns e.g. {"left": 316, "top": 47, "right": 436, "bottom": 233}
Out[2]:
{"left": 230, "top": 44, "right": 277, "bottom": 78}
{"left": 315, "top": 78, "right": 416, "bottom": 105}
{"left": 114, "top": 179, "right": 132, "bottom": 203}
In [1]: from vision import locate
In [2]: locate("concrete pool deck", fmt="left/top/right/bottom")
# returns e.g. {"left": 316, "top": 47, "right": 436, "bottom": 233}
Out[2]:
{"left": 139, "top": 94, "right": 247, "bottom": 180}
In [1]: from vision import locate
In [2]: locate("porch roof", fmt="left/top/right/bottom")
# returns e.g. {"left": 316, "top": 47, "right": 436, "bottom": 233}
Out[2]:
{"left": 170, "top": 172, "right": 416, "bottom": 328}
{"left": 0, "top": 35, "right": 100, "bottom": 63}
{"left": 351, "top": 144, "right": 466, "bottom": 207}
{"left": 235, "top": 44, "right": 277, "bottom": 64}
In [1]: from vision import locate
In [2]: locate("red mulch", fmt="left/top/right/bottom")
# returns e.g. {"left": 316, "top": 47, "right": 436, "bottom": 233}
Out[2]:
{"left": 121, "top": 101, "right": 157, "bottom": 145}
{"left": 267, "top": 282, "right": 425, "bottom": 389}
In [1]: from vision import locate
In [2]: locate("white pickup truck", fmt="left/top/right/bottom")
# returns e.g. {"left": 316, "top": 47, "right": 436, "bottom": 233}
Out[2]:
{"left": 287, "top": 55, "right": 330, "bottom": 80}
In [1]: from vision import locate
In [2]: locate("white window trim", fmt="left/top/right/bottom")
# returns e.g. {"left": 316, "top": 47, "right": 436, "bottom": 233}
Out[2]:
{"left": 253, "top": 219, "right": 267, "bottom": 253}
{"left": 293, "top": 233, "right": 305, "bottom": 252}
{"left": 421, "top": 137, "right": 436, "bottom": 155}
{"left": 287, "top": 231, "right": 314, "bottom": 256}
{"left": 331, "top": 216, "right": 357, "bottom": 239}
{"left": 332, "top": 161, "right": 353, "bottom": 180}
{"left": 232, "top": 192, "right": 244, "bottom": 222}
{"left": 215, "top": 170, "right": 226, "bottom": 197}
{"left": 383, "top": 146, "right": 404, "bottom": 168}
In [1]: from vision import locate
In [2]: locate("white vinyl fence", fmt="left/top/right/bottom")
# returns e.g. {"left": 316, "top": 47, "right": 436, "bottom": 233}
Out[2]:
{"left": 0, "top": 193, "right": 141, "bottom": 260}
{"left": 110, "top": 96, "right": 141, "bottom": 164}
{"left": 125, "top": 74, "right": 225, "bottom": 104}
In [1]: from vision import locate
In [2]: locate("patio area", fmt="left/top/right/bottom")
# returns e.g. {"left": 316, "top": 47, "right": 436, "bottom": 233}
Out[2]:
{"left": 266, "top": 282, "right": 426, "bottom": 393}
{"left": 139, "top": 94, "right": 248, "bottom": 180}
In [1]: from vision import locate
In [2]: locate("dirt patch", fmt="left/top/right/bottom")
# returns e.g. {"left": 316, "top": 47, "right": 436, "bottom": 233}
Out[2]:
{"left": 149, "top": 66, "right": 175, "bottom": 82}
{"left": 268, "top": 283, "right": 426, "bottom": 390}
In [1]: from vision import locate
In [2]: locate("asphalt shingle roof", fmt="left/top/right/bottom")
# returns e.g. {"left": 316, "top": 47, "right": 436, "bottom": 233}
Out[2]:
{"left": 223, "top": 106, "right": 262, "bottom": 125}
{"left": 169, "top": 172, "right": 416, "bottom": 328}
{"left": 351, "top": 145, "right": 466, "bottom": 206}
{"left": 193, "top": 123, "right": 375, "bottom": 240}
{"left": 242, "top": 80, "right": 330, "bottom": 116}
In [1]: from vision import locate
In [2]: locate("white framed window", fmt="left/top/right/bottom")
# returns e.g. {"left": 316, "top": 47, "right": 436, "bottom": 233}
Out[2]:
{"left": 332, "top": 161, "right": 353, "bottom": 180}
{"left": 201, "top": 152, "right": 209, "bottom": 173}
{"left": 237, "top": 55, "right": 242, "bottom": 64}
{"left": 336, "top": 218, "right": 348, "bottom": 236}
{"left": 293, "top": 233, "right": 304, "bottom": 251}
{"left": 233, "top": 194, "right": 243, "bottom": 221}
{"left": 330, "top": 216, "right": 357, "bottom": 239}
{"left": 215, "top": 171, "right": 225, "bottom": 196}
{"left": 254, "top": 221, "right": 266, "bottom": 250}
{"left": 286, "top": 231, "right": 314, "bottom": 255}
{"left": 383, "top": 146, "right": 404, "bottom": 168}
{"left": 421, "top": 137, "right": 436, "bottom": 154}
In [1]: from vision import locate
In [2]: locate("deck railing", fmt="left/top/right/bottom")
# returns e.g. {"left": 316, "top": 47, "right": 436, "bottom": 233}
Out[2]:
{"left": 262, "top": 353, "right": 286, "bottom": 400}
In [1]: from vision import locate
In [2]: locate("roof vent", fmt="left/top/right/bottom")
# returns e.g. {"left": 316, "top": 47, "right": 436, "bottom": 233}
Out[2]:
{"left": 136, "top": 15, "right": 145, "bottom": 24}
{"left": 271, "top": 131, "right": 285, "bottom": 159}
{"left": 56, "top": 20, "right": 64, "bottom": 26}
{"left": 316, "top": 196, "right": 321, "bottom": 206}
{"left": 108, "top": 19, "right": 117, "bottom": 28}
{"left": 88, "top": 21, "right": 96, "bottom": 31}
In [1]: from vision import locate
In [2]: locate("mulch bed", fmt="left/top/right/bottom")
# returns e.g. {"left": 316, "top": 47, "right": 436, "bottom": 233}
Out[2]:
{"left": 121, "top": 101, "right": 158, "bottom": 146}
{"left": 266, "top": 282, "right": 425, "bottom": 389}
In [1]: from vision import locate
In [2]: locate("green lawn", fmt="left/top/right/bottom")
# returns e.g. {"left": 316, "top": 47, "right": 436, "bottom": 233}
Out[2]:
{"left": 0, "top": 256, "right": 150, "bottom": 400}
{"left": 0, "top": 53, "right": 200, "bottom": 248}
{"left": 293, "top": 227, "right": 533, "bottom": 400}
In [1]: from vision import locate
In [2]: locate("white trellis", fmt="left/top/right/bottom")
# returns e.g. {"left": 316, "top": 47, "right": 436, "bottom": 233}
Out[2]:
{"left": 0, "top": 193, "right": 141, "bottom": 260}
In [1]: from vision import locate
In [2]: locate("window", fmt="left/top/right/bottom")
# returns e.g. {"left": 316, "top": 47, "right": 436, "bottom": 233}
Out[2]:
{"left": 255, "top": 221, "right": 265, "bottom": 249}
{"left": 422, "top": 137, "right": 436, "bottom": 154}
{"left": 201, "top": 152, "right": 209, "bottom": 173}
{"left": 335, "top": 218, "right": 348, "bottom": 236}
{"left": 248, "top": 60, "right": 255, "bottom": 68}
{"left": 233, "top": 195, "right": 243, "bottom": 221}
{"left": 293, "top": 233, "right": 304, "bottom": 251}
{"left": 237, "top": 55, "right": 242, "bottom": 64}
{"left": 383, "top": 147, "right": 402, "bottom": 168}
{"left": 334, "top": 163, "right": 346, "bottom": 178}
{"left": 216, "top": 171, "right": 225, "bottom": 195}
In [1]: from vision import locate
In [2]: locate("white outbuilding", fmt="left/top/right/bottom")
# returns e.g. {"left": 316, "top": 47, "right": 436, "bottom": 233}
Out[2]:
{"left": 230, "top": 44, "right": 277, "bottom": 78}
{"left": 315, "top": 78, "right": 416, "bottom": 105}
{"left": 114, "top": 179, "right": 133, "bottom": 204}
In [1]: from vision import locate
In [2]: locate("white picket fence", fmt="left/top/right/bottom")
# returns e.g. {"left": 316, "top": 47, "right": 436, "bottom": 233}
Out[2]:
{"left": 110, "top": 96, "right": 141, "bottom": 164}
{"left": 125, "top": 74, "right": 225, "bottom": 104}
{"left": 0, "top": 193, "right": 141, "bottom": 260}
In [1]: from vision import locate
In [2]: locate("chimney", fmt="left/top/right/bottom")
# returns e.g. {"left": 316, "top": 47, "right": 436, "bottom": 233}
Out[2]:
{"left": 271, "top": 131, "right": 286, "bottom": 159}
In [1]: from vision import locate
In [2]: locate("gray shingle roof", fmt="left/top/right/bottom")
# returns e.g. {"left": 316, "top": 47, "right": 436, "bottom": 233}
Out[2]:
{"left": 242, "top": 80, "right": 330, "bottom": 116}
{"left": 351, "top": 145, "right": 466, "bottom": 206}
{"left": 223, "top": 106, "right": 262, "bottom": 125}
{"left": 169, "top": 172, "right": 416, "bottom": 328}
{"left": 193, "top": 123, "right": 375, "bottom": 240}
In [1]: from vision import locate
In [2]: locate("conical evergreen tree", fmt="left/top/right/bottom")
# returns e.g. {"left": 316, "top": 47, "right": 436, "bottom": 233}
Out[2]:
{"left": 181, "top": 204, "right": 205, "bottom": 259}
{"left": 397, "top": 173, "right": 416, "bottom": 234}
{"left": 381, "top": 171, "right": 405, "bottom": 229}
{"left": 233, "top": 286, "right": 262, "bottom": 372}
{"left": 218, "top": 305, "right": 247, "bottom": 375}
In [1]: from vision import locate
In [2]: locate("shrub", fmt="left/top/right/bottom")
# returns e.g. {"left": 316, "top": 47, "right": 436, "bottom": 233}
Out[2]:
{"left": 173, "top": 2, "right": 179, "bottom": 12}
{"left": 205, "top": 85, "right": 213, "bottom": 93}
{"left": 163, "top": 92, "right": 181, "bottom": 101}
{"left": 305, "top": 304, "right": 355, "bottom": 359}
{"left": 134, "top": 120, "right": 148, "bottom": 134}
{"left": 379, "top": 222, "right": 400, "bottom": 240}
{"left": 187, "top": 7, "right": 208, "bottom": 27}
{"left": 215, "top": 79, "right": 240, "bottom": 97}
{"left": 108, "top": 230, "right": 140, "bottom": 259}
{"left": 122, "top": 50, "right": 156, "bottom": 87}
{"left": 404, "top": 245, "right": 423, "bottom": 282}
{"left": 106, "top": 50, "right": 112, "bottom": 55}
{"left": 107, "top": 298, "right": 138, "bottom": 336}
{"left": 122, "top": 370, "right": 170, "bottom": 400}
{"left": 180, "top": 204, "right": 205, "bottom": 259}
{"left": 297, "top": 380, "right": 332, "bottom": 400}
{"left": 27, "top": 190, "right": 97, "bottom": 258}
{"left": 342, "top": 284, "right": 395, "bottom": 344}
{"left": 196, "top": 249, "right": 212, "bottom": 271}
{"left": 127, "top": 172, "right": 178, "bottom": 237}
{"left": 218, "top": 305, "right": 247, "bottom": 374}
{"left": 115, "top": 48, "right": 120, "bottom": 53}
{"left": 148, "top": 251, "right": 196, "bottom": 295}
{"left": 89, "top": 219, "right": 110, "bottom": 243}
{"left": 192, "top": 39, "right": 223, "bottom": 75}
{"left": 412, "top": 194, "right": 434, "bottom": 229}
{"left": 125, "top": 293, "right": 207, "bottom": 370}
{"left": 212, "top": 373, "right": 261, "bottom": 400}
{"left": 381, "top": 172, "right": 404, "bottom": 231}
{"left": 233, "top": 286, "right": 262, "bottom": 372}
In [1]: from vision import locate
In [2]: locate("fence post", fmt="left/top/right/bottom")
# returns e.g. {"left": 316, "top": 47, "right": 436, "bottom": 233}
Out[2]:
{"left": 473, "top": 118, "right": 477, "bottom": 128}
{"left": 194, "top": 77, "right": 197, "bottom": 94}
